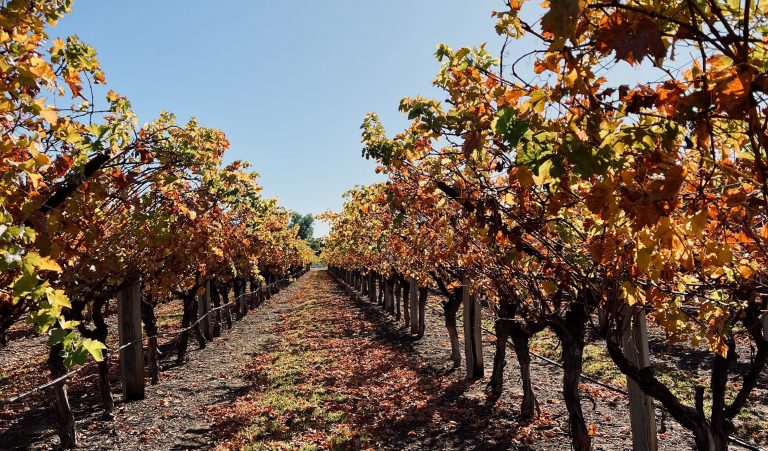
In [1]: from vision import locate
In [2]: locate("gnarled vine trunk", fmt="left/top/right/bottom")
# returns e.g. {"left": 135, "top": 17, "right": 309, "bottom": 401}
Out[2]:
{"left": 417, "top": 287, "right": 427, "bottom": 338}
{"left": 48, "top": 344, "right": 76, "bottom": 449}
{"left": 489, "top": 299, "right": 514, "bottom": 400}
{"left": 434, "top": 278, "right": 462, "bottom": 368}
{"left": 511, "top": 322, "right": 540, "bottom": 419}
{"left": 394, "top": 277, "right": 402, "bottom": 320}
{"left": 176, "top": 292, "right": 205, "bottom": 364}
{"left": 141, "top": 294, "right": 159, "bottom": 385}
{"left": 210, "top": 281, "right": 222, "bottom": 337}
{"left": 551, "top": 302, "right": 591, "bottom": 451}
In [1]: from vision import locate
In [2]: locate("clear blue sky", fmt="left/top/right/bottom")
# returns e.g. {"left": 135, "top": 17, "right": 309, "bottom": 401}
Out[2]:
{"left": 54, "top": 0, "right": 502, "bottom": 236}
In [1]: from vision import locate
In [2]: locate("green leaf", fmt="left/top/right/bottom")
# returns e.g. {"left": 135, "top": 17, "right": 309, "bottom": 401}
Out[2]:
{"left": 12, "top": 274, "right": 39, "bottom": 298}
{"left": 492, "top": 107, "right": 529, "bottom": 147}
{"left": 454, "top": 47, "right": 470, "bottom": 61}
{"left": 47, "top": 327, "right": 70, "bottom": 347}
{"left": 64, "top": 348, "right": 89, "bottom": 368}
{"left": 21, "top": 252, "right": 48, "bottom": 276}
{"left": 28, "top": 310, "right": 57, "bottom": 332}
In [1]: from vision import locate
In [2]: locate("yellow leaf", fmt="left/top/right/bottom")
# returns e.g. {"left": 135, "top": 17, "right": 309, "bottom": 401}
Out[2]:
{"left": 541, "top": 280, "right": 558, "bottom": 296}
{"left": 27, "top": 172, "right": 42, "bottom": 189}
{"left": 40, "top": 106, "right": 58, "bottom": 124}
{"left": 564, "top": 68, "right": 579, "bottom": 87}
{"left": 515, "top": 166, "right": 534, "bottom": 188}
{"left": 48, "top": 289, "right": 71, "bottom": 311}
{"left": 688, "top": 210, "right": 707, "bottom": 238}
{"left": 620, "top": 281, "right": 643, "bottom": 306}
{"left": 51, "top": 38, "right": 65, "bottom": 54}
{"left": 534, "top": 160, "right": 553, "bottom": 185}
{"left": 30, "top": 148, "right": 51, "bottom": 167}
{"left": 28, "top": 57, "right": 55, "bottom": 79}
{"left": 38, "top": 256, "right": 63, "bottom": 272}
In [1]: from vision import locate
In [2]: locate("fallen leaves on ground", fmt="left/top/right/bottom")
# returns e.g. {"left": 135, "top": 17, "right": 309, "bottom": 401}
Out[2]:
{"left": 209, "top": 271, "right": 555, "bottom": 450}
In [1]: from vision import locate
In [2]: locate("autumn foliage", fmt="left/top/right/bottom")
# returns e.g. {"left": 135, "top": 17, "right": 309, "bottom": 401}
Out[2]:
{"left": 323, "top": 1, "right": 768, "bottom": 449}
{"left": 0, "top": 0, "right": 312, "bottom": 382}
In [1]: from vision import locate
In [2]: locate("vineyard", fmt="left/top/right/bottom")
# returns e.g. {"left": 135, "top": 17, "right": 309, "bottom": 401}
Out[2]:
{"left": 2, "top": 0, "right": 768, "bottom": 450}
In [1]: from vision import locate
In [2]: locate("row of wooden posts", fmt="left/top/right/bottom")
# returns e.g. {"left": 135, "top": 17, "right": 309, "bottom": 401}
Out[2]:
{"left": 328, "top": 266, "right": 664, "bottom": 451}
{"left": 328, "top": 267, "right": 485, "bottom": 379}
{"left": 49, "top": 266, "right": 309, "bottom": 449}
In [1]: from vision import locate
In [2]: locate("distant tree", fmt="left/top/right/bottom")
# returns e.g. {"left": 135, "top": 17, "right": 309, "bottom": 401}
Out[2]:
{"left": 309, "top": 236, "right": 325, "bottom": 255}
{"left": 289, "top": 212, "right": 314, "bottom": 240}
{"left": 290, "top": 212, "right": 324, "bottom": 255}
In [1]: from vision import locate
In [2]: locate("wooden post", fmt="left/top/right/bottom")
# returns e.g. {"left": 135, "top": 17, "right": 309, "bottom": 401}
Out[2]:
{"left": 118, "top": 281, "right": 145, "bottom": 401}
{"left": 409, "top": 278, "right": 419, "bottom": 334}
{"left": 763, "top": 308, "right": 768, "bottom": 341}
{"left": 622, "top": 308, "right": 657, "bottom": 451}
{"left": 198, "top": 280, "right": 213, "bottom": 342}
{"left": 462, "top": 277, "right": 484, "bottom": 379}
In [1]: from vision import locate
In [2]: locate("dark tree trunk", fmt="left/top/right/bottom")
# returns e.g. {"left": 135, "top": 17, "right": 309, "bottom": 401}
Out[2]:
{"left": 91, "top": 299, "right": 113, "bottom": 412}
{"left": 230, "top": 282, "right": 242, "bottom": 321}
{"left": 552, "top": 303, "right": 591, "bottom": 451}
{"left": 710, "top": 338, "right": 736, "bottom": 450}
{"left": 48, "top": 344, "right": 77, "bottom": 449}
{"left": 488, "top": 298, "right": 517, "bottom": 400}
{"left": 402, "top": 280, "right": 411, "bottom": 327}
{"left": 368, "top": 272, "right": 376, "bottom": 304}
{"left": 394, "top": 277, "right": 402, "bottom": 320}
{"left": 267, "top": 273, "right": 275, "bottom": 297}
{"left": 220, "top": 283, "right": 233, "bottom": 327}
{"left": 140, "top": 295, "right": 159, "bottom": 384}
{"left": 211, "top": 281, "right": 222, "bottom": 337}
{"left": 417, "top": 287, "right": 428, "bottom": 339}
{"left": 177, "top": 296, "right": 196, "bottom": 364}
{"left": 440, "top": 285, "right": 463, "bottom": 368}
{"left": 248, "top": 278, "right": 256, "bottom": 307}
{"left": 511, "top": 323, "right": 539, "bottom": 419}
{"left": 235, "top": 277, "right": 248, "bottom": 316}
{"left": 191, "top": 294, "right": 206, "bottom": 349}
{"left": 71, "top": 295, "right": 113, "bottom": 413}
{"left": 378, "top": 275, "right": 385, "bottom": 306}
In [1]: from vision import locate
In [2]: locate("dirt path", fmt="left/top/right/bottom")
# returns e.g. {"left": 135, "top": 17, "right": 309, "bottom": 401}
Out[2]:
{"left": 208, "top": 270, "right": 595, "bottom": 450}
{"left": 209, "top": 269, "right": 704, "bottom": 450}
